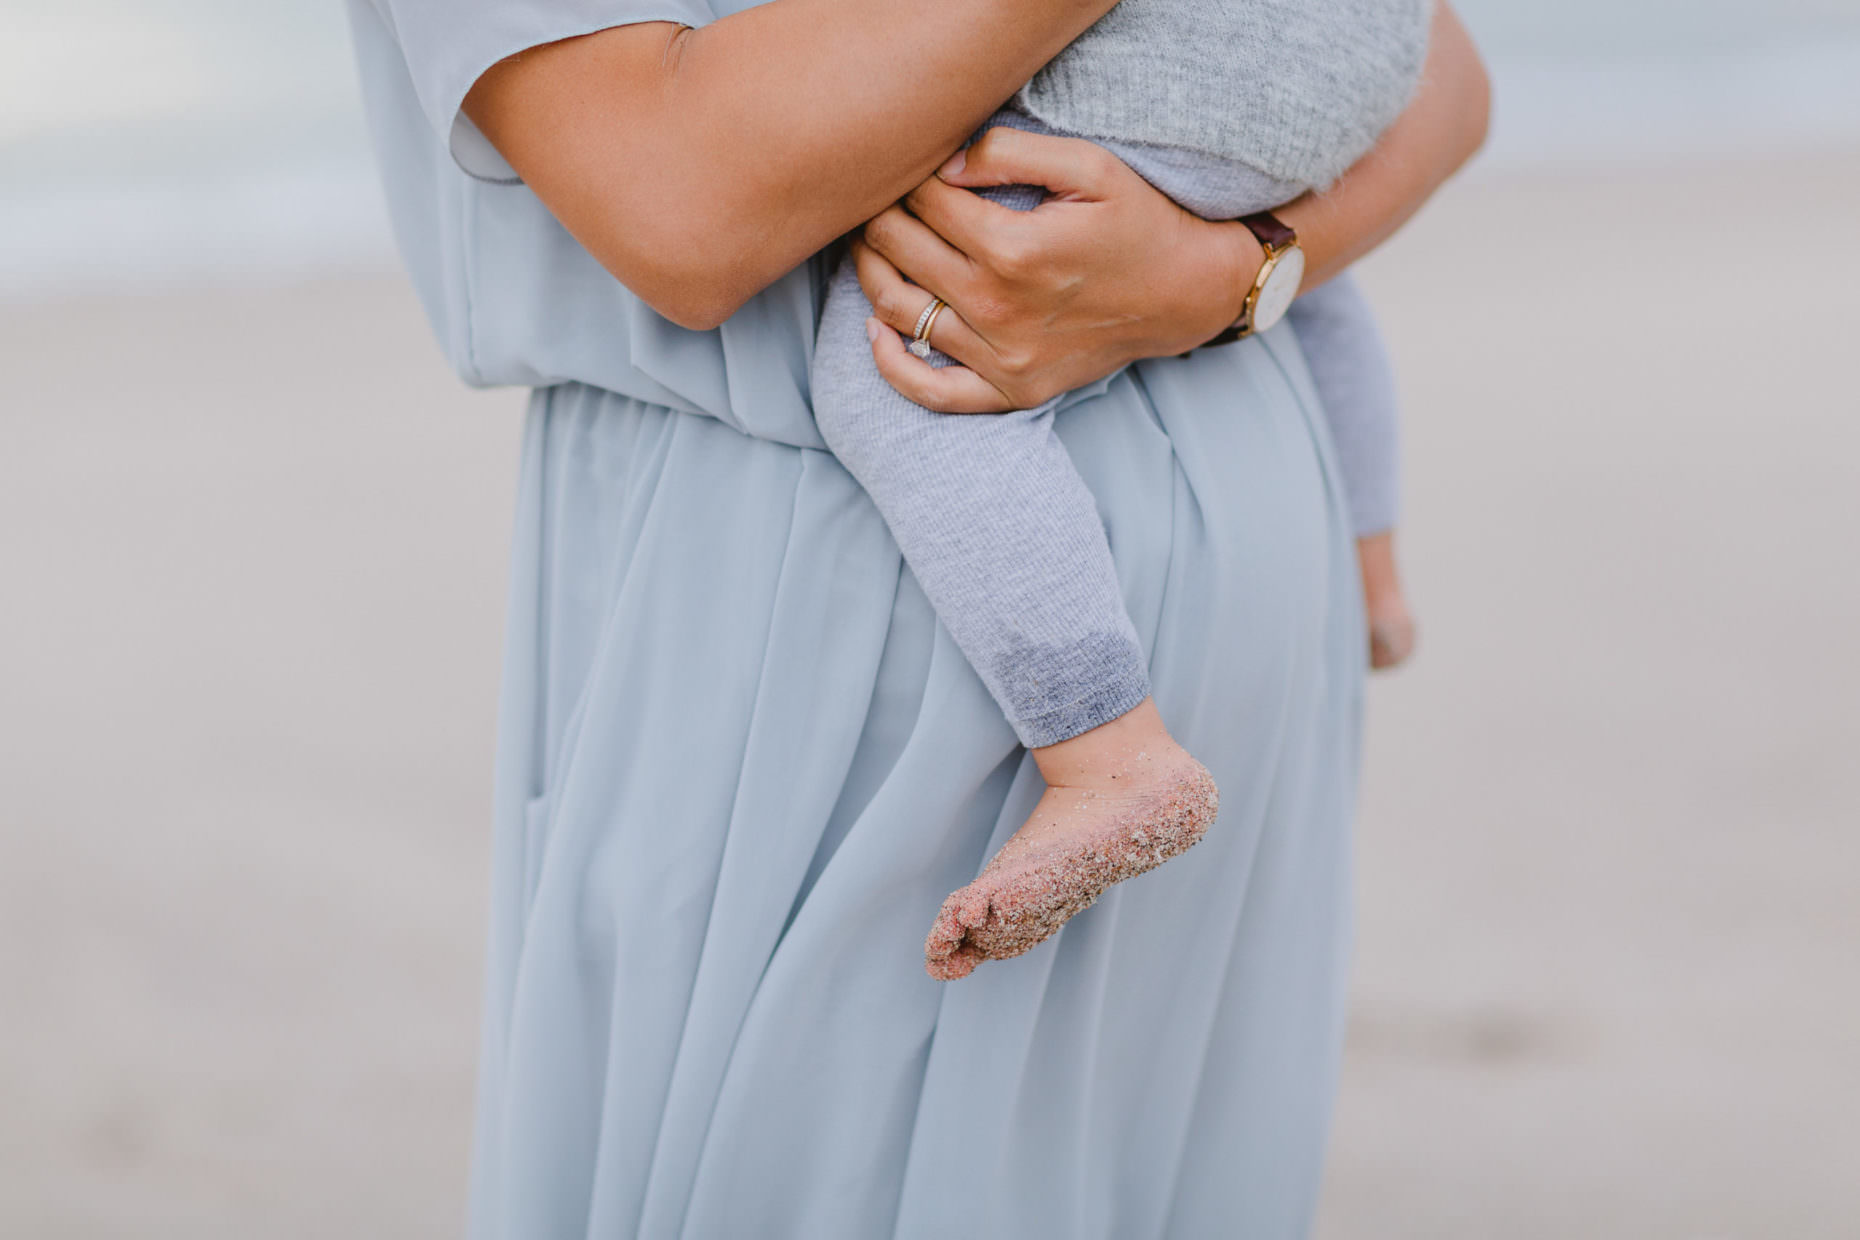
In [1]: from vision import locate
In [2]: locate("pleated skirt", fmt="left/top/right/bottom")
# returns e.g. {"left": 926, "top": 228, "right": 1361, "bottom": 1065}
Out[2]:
{"left": 468, "top": 328, "right": 1363, "bottom": 1239}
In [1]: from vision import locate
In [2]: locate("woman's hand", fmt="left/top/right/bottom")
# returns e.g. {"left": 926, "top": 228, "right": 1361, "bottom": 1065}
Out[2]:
{"left": 858, "top": 0, "right": 1490, "bottom": 413}
{"left": 857, "top": 127, "right": 1255, "bottom": 413}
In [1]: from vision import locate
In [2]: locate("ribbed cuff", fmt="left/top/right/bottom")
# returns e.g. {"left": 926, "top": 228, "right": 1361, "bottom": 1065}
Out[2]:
{"left": 1012, "top": 665, "right": 1152, "bottom": 751}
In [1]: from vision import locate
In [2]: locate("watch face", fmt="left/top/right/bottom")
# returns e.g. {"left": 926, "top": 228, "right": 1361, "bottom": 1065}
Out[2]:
{"left": 1252, "top": 246, "right": 1305, "bottom": 335}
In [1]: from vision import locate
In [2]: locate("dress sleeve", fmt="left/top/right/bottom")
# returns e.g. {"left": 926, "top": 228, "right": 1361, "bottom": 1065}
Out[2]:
{"left": 362, "top": 0, "right": 718, "bottom": 181}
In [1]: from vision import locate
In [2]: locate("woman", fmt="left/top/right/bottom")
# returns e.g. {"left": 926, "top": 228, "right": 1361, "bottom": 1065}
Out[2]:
{"left": 346, "top": 0, "right": 1488, "bottom": 1234}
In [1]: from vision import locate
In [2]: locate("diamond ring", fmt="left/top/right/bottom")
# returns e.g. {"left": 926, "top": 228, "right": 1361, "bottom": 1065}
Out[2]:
{"left": 908, "top": 297, "right": 947, "bottom": 360}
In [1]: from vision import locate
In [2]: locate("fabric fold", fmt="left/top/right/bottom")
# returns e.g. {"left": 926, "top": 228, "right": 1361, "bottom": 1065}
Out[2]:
{"left": 351, "top": 2, "right": 1368, "bottom": 1230}
{"left": 465, "top": 332, "right": 1363, "bottom": 1237}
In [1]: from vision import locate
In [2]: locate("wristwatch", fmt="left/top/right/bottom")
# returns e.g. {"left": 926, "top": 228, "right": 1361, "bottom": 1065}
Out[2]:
{"left": 1202, "top": 211, "right": 1305, "bottom": 348}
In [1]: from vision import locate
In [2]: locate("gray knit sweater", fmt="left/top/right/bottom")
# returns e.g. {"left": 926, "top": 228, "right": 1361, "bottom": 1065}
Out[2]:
{"left": 1018, "top": 0, "right": 1432, "bottom": 189}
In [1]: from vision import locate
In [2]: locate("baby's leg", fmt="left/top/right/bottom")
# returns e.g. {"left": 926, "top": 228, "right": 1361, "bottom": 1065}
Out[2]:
{"left": 813, "top": 240, "right": 1215, "bottom": 982}
{"left": 1286, "top": 275, "right": 1416, "bottom": 668}
{"left": 1093, "top": 137, "right": 1419, "bottom": 672}
{"left": 1355, "top": 530, "right": 1414, "bottom": 670}
{"left": 814, "top": 252, "right": 1149, "bottom": 746}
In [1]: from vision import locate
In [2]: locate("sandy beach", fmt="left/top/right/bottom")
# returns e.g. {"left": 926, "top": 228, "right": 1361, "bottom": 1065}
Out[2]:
{"left": 3, "top": 153, "right": 1856, "bottom": 1237}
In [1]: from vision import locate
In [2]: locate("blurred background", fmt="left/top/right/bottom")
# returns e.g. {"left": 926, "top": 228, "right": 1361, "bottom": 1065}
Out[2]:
{"left": 3, "top": 2, "right": 1856, "bottom": 1236}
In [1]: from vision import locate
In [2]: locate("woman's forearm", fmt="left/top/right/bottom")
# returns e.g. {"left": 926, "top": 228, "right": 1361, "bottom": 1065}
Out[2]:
{"left": 1273, "top": 0, "right": 1490, "bottom": 292}
{"left": 462, "top": 0, "right": 1116, "bottom": 329}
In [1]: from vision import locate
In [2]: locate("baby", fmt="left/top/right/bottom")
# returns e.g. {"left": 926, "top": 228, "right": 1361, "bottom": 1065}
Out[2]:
{"left": 811, "top": 0, "right": 1431, "bottom": 980}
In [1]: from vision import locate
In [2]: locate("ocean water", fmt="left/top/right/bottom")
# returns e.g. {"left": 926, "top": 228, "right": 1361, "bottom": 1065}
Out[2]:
{"left": 3, "top": 0, "right": 1859, "bottom": 300}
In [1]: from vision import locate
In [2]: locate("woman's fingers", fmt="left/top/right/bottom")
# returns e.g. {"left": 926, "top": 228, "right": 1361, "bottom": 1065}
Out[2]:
{"left": 861, "top": 205, "right": 972, "bottom": 301}
{"left": 851, "top": 241, "right": 984, "bottom": 364}
{"left": 901, "top": 174, "right": 1030, "bottom": 261}
{"left": 866, "top": 318, "right": 1013, "bottom": 414}
{"left": 853, "top": 240, "right": 938, "bottom": 337}
{"left": 917, "top": 300, "right": 998, "bottom": 373}
{"left": 854, "top": 242, "right": 999, "bottom": 372}
{"left": 935, "top": 125, "right": 1117, "bottom": 198}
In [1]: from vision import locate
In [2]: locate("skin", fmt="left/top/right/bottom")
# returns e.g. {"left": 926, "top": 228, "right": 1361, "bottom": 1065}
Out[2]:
{"left": 463, "top": 0, "right": 1121, "bottom": 330}
{"left": 928, "top": 701, "right": 1217, "bottom": 980}
{"left": 1358, "top": 531, "right": 1418, "bottom": 669}
{"left": 464, "top": 1, "right": 1487, "bottom": 976}
{"left": 859, "top": 0, "right": 1492, "bottom": 411}
{"left": 464, "top": 2, "right": 1488, "bottom": 385}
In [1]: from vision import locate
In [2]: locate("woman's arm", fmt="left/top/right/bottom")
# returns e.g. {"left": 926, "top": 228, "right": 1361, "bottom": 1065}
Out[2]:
{"left": 460, "top": 0, "right": 1117, "bottom": 330}
{"left": 855, "top": 0, "right": 1491, "bottom": 413}
{"left": 1277, "top": 0, "right": 1490, "bottom": 289}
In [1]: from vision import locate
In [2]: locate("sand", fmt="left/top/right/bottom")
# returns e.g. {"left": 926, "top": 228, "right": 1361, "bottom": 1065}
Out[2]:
{"left": 2, "top": 152, "right": 1856, "bottom": 1238}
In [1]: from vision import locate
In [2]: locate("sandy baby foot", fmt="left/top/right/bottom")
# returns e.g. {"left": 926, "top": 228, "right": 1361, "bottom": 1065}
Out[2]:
{"left": 923, "top": 756, "right": 1218, "bottom": 979}
{"left": 925, "top": 703, "right": 1218, "bottom": 980}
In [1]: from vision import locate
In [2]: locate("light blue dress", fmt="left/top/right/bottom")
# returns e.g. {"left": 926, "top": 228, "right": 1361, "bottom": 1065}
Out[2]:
{"left": 347, "top": 1, "right": 1365, "bottom": 1235}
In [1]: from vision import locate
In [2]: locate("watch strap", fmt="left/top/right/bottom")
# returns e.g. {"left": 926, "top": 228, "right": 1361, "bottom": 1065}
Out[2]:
{"left": 1198, "top": 323, "right": 1247, "bottom": 350}
{"left": 1239, "top": 210, "right": 1297, "bottom": 252}
{"left": 1194, "top": 210, "right": 1298, "bottom": 351}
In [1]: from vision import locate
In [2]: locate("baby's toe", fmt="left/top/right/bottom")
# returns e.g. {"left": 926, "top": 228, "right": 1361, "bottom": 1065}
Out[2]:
{"left": 926, "top": 946, "right": 984, "bottom": 981}
{"left": 924, "top": 897, "right": 968, "bottom": 960}
{"left": 955, "top": 886, "right": 994, "bottom": 932}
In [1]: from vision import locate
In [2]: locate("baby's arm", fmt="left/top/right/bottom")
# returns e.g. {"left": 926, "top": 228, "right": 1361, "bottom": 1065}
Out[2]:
{"left": 1284, "top": 273, "right": 1400, "bottom": 538}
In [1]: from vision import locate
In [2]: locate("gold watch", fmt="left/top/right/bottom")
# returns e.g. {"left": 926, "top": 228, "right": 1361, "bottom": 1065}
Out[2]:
{"left": 1202, "top": 211, "right": 1306, "bottom": 347}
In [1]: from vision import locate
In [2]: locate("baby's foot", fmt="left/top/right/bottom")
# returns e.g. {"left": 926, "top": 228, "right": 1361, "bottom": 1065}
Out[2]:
{"left": 1357, "top": 530, "right": 1418, "bottom": 671}
{"left": 925, "top": 702, "right": 1218, "bottom": 981}
{"left": 1368, "top": 601, "right": 1416, "bottom": 670}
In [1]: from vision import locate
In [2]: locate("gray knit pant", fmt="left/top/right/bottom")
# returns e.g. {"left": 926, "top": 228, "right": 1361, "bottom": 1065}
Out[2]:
{"left": 812, "top": 107, "right": 1399, "bottom": 748}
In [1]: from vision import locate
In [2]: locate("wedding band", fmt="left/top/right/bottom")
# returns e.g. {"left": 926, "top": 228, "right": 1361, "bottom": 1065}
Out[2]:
{"left": 908, "top": 297, "right": 946, "bottom": 359}
{"left": 909, "top": 296, "right": 942, "bottom": 341}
